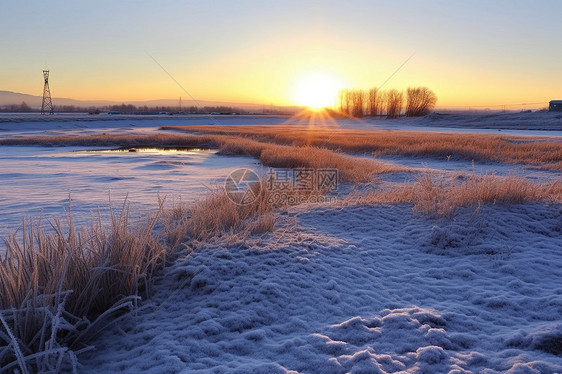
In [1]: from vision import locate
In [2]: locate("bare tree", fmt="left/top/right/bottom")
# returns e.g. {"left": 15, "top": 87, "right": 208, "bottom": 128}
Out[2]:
{"left": 406, "top": 87, "right": 437, "bottom": 117}
{"left": 377, "top": 90, "right": 387, "bottom": 117}
{"left": 376, "top": 91, "right": 388, "bottom": 116}
{"left": 368, "top": 88, "right": 377, "bottom": 116}
{"left": 368, "top": 87, "right": 387, "bottom": 117}
{"left": 339, "top": 89, "right": 351, "bottom": 115}
{"left": 19, "top": 101, "right": 31, "bottom": 112}
{"left": 386, "top": 89, "right": 403, "bottom": 119}
{"left": 350, "top": 89, "right": 365, "bottom": 118}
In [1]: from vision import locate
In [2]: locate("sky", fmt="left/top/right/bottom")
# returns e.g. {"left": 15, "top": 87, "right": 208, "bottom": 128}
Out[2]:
{"left": 1, "top": 0, "right": 561, "bottom": 109}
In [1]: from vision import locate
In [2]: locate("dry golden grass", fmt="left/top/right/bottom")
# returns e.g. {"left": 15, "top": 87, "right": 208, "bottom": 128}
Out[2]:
{"left": 451, "top": 174, "right": 558, "bottom": 204}
{"left": 163, "top": 177, "right": 335, "bottom": 244}
{"left": 188, "top": 188, "right": 272, "bottom": 241}
{"left": 217, "top": 136, "right": 267, "bottom": 158}
{"left": 348, "top": 173, "right": 561, "bottom": 218}
{"left": 0, "top": 132, "right": 218, "bottom": 148}
{"left": 535, "top": 161, "right": 562, "bottom": 171}
{"left": 165, "top": 124, "right": 562, "bottom": 169}
{"left": 216, "top": 136, "right": 404, "bottom": 182}
{"left": 257, "top": 144, "right": 402, "bottom": 183}
{"left": 0, "top": 201, "right": 166, "bottom": 372}
{"left": 160, "top": 188, "right": 268, "bottom": 246}
{"left": 247, "top": 213, "right": 277, "bottom": 236}
{"left": 411, "top": 173, "right": 560, "bottom": 217}
{"left": 2, "top": 124, "right": 560, "bottom": 169}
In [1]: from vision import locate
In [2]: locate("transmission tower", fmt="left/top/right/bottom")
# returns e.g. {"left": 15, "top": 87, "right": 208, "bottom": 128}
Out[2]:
{"left": 41, "top": 70, "right": 54, "bottom": 114}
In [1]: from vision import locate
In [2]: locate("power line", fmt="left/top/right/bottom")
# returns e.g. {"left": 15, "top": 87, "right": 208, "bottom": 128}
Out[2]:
{"left": 437, "top": 102, "right": 546, "bottom": 109}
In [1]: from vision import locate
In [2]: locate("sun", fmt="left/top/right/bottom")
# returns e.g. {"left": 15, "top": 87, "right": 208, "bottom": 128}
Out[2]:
{"left": 292, "top": 72, "right": 343, "bottom": 109}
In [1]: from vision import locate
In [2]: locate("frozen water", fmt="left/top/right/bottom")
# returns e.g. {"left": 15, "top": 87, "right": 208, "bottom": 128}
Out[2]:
{"left": 0, "top": 145, "right": 259, "bottom": 243}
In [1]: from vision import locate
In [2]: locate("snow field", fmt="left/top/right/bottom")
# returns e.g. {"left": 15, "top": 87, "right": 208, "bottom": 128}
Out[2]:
{"left": 81, "top": 202, "right": 562, "bottom": 373}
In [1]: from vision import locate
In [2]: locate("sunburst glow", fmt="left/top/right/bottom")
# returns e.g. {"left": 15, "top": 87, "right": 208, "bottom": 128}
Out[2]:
{"left": 292, "top": 72, "right": 344, "bottom": 109}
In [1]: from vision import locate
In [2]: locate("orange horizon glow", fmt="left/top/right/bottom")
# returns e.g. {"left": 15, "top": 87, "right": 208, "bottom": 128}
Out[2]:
{"left": 14, "top": 59, "right": 554, "bottom": 111}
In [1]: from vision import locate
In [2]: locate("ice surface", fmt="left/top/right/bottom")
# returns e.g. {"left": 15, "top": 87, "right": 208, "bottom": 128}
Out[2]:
{"left": 0, "top": 145, "right": 259, "bottom": 242}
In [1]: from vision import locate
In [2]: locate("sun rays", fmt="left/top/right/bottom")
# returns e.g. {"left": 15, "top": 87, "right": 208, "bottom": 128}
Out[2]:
{"left": 279, "top": 107, "right": 366, "bottom": 146}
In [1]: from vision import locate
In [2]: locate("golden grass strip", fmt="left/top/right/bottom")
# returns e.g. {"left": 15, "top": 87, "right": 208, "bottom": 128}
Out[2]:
{"left": 166, "top": 125, "right": 562, "bottom": 169}
{"left": 2, "top": 125, "right": 560, "bottom": 169}
{"left": 350, "top": 173, "right": 561, "bottom": 218}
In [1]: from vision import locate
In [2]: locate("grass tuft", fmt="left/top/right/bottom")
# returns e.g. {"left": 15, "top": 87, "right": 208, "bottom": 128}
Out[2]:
{"left": 411, "top": 173, "right": 561, "bottom": 217}
{"left": 181, "top": 184, "right": 275, "bottom": 241}
{"left": 0, "top": 200, "right": 165, "bottom": 372}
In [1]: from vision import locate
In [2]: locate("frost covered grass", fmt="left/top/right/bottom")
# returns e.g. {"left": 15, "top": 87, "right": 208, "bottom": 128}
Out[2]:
{"left": 173, "top": 188, "right": 274, "bottom": 242}
{"left": 0, "top": 201, "right": 165, "bottom": 373}
{"left": 166, "top": 124, "right": 562, "bottom": 169}
{"left": 163, "top": 180, "right": 330, "bottom": 246}
{"left": 0, "top": 183, "right": 335, "bottom": 370}
{"left": 411, "top": 173, "right": 561, "bottom": 217}
{"left": 345, "top": 172, "right": 561, "bottom": 218}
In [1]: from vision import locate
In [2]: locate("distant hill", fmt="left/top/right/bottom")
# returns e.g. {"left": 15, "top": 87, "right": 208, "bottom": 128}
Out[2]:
{"left": 0, "top": 91, "right": 116, "bottom": 108}
{"left": 0, "top": 90, "right": 294, "bottom": 112}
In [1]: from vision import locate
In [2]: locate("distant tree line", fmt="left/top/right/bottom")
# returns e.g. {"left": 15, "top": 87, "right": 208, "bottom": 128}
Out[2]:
{"left": 0, "top": 102, "right": 247, "bottom": 114}
{"left": 0, "top": 102, "right": 32, "bottom": 112}
{"left": 339, "top": 86, "right": 437, "bottom": 119}
{"left": 102, "top": 104, "right": 245, "bottom": 114}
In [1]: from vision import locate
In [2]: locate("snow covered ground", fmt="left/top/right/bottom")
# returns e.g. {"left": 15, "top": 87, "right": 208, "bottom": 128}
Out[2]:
{"left": 80, "top": 202, "right": 562, "bottom": 373}
{"left": 0, "top": 113, "right": 560, "bottom": 372}
{"left": 374, "top": 154, "right": 561, "bottom": 184}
